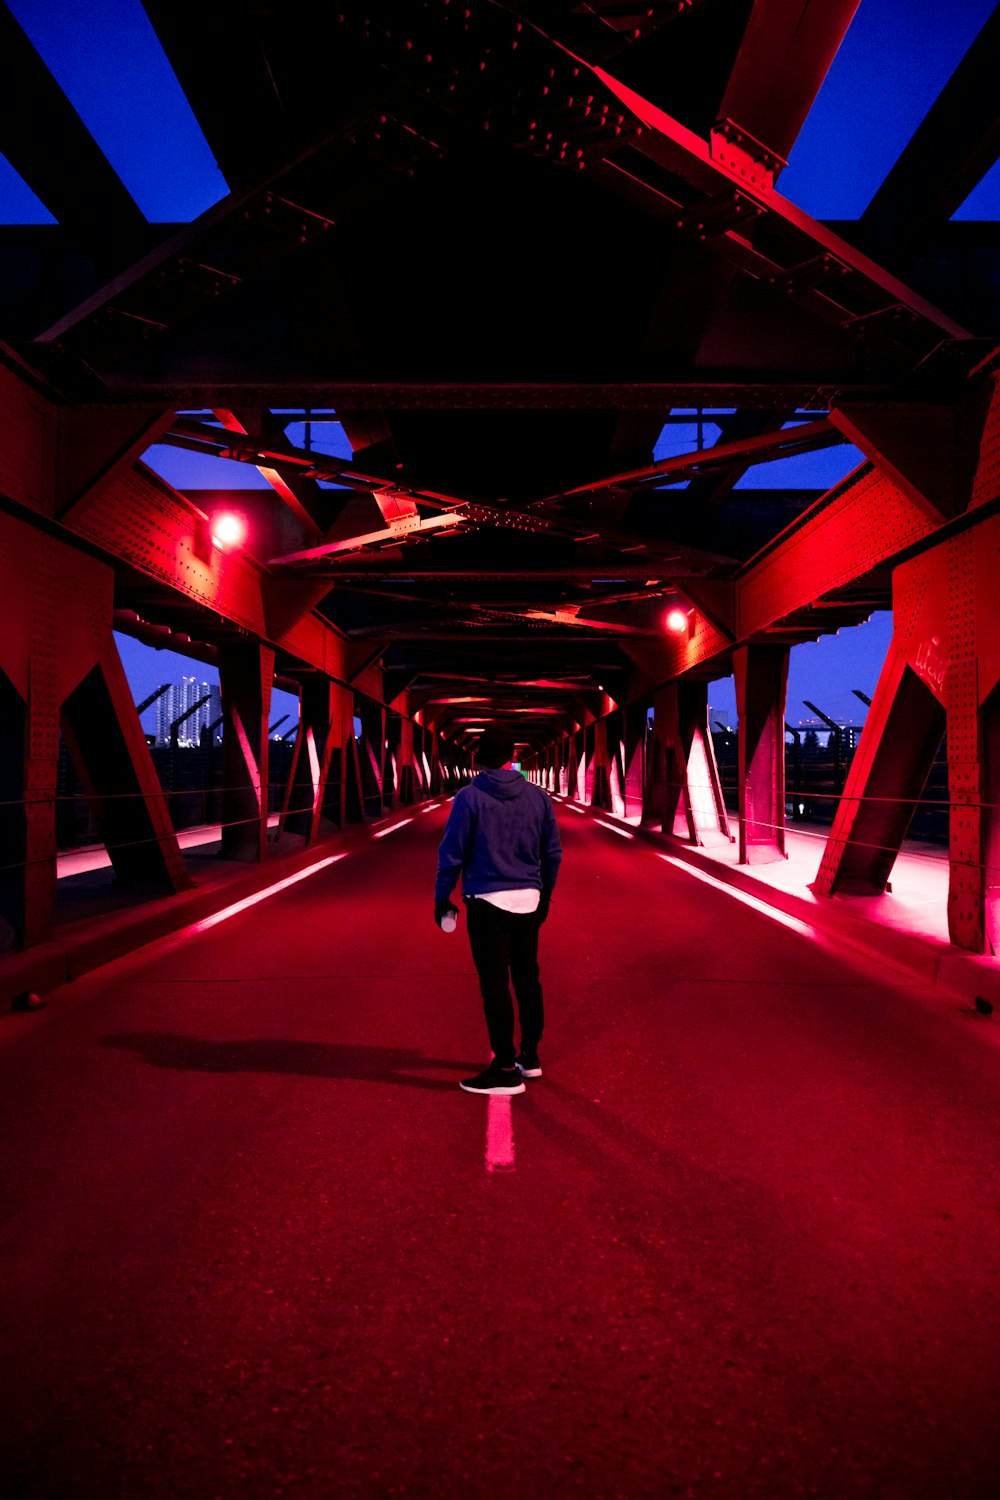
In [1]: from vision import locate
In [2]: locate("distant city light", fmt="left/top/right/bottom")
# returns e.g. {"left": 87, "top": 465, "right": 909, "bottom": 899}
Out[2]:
{"left": 211, "top": 511, "right": 246, "bottom": 548}
{"left": 665, "top": 608, "right": 689, "bottom": 634}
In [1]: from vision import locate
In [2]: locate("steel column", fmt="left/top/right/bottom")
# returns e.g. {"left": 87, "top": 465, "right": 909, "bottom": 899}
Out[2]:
{"left": 581, "top": 726, "right": 596, "bottom": 805}
{"left": 623, "top": 702, "right": 648, "bottom": 822}
{"left": 218, "top": 643, "right": 274, "bottom": 861}
{"left": 61, "top": 645, "right": 192, "bottom": 897}
{"left": 814, "top": 642, "right": 944, "bottom": 898}
{"left": 643, "top": 682, "right": 731, "bottom": 844}
{"left": 558, "top": 740, "right": 570, "bottom": 797}
{"left": 283, "top": 677, "right": 353, "bottom": 843}
{"left": 985, "top": 686, "right": 1000, "bottom": 958}
{"left": 384, "top": 715, "right": 401, "bottom": 809}
{"left": 815, "top": 516, "right": 1000, "bottom": 952}
{"left": 397, "top": 717, "right": 416, "bottom": 806}
{"left": 0, "top": 512, "right": 189, "bottom": 948}
{"left": 564, "top": 732, "right": 582, "bottom": 801}
{"left": 345, "top": 717, "right": 365, "bottom": 826}
{"left": 0, "top": 669, "right": 26, "bottom": 951}
{"left": 603, "top": 713, "right": 627, "bottom": 817}
{"left": 358, "top": 701, "right": 386, "bottom": 817}
{"left": 591, "top": 720, "right": 612, "bottom": 812}
{"left": 733, "top": 644, "right": 789, "bottom": 865}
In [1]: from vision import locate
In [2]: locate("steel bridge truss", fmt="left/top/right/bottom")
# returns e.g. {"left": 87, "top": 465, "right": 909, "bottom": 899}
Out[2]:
{"left": 1, "top": 0, "right": 999, "bottom": 968}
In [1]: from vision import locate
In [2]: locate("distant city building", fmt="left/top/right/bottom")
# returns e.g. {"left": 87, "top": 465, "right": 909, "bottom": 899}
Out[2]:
{"left": 789, "top": 719, "right": 863, "bottom": 751}
{"left": 156, "top": 677, "right": 223, "bottom": 747}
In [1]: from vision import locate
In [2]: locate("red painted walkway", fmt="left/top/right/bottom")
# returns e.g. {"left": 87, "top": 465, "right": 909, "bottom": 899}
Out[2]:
{"left": 2, "top": 806, "right": 1000, "bottom": 1498}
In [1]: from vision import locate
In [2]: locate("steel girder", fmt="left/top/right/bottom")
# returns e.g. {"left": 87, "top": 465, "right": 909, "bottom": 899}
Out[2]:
{"left": 0, "top": 509, "right": 191, "bottom": 948}
{"left": 814, "top": 511, "right": 1000, "bottom": 953}
{"left": 859, "top": 6, "right": 1000, "bottom": 267}
{"left": 733, "top": 643, "right": 788, "bottom": 865}
{"left": 0, "top": 0, "right": 999, "bottom": 961}
{"left": 643, "top": 680, "right": 730, "bottom": 845}
{"left": 218, "top": 643, "right": 275, "bottom": 862}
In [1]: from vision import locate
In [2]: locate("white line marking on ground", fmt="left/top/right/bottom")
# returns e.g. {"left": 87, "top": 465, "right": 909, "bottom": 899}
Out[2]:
{"left": 656, "top": 853, "right": 819, "bottom": 938}
{"left": 485, "top": 1094, "right": 516, "bottom": 1172}
{"left": 192, "top": 855, "right": 347, "bottom": 932}
{"left": 594, "top": 818, "right": 634, "bottom": 838}
{"left": 373, "top": 818, "right": 414, "bottom": 838}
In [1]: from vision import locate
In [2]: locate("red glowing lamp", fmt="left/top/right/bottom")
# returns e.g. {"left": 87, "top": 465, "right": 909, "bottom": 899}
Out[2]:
{"left": 211, "top": 511, "right": 246, "bottom": 549}
{"left": 665, "top": 607, "right": 689, "bottom": 634}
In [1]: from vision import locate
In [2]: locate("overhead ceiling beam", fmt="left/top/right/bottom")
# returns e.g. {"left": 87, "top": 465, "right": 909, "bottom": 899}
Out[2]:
{"left": 734, "top": 467, "right": 936, "bottom": 641}
{"left": 684, "top": 408, "right": 794, "bottom": 512}
{"left": 830, "top": 393, "right": 991, "bottom": 523}
{"left": 210, "top": 409, "right": 323, "bottom": 539}
{"left": 859, "top": 5, "right": 1000, "bottom": 264}
{"left": 273, "top": 513, "right": 465, "bottom": 564}
{"left": 0, "top": 6, "right": 148, "bottom": 266}
{"left": 33, "top": 137, "right": 365, "bottom": 354}
{"left": 578, "top": 57, "right": 971, "bottom": 343}
{"left": 79, "top": 380, "right": 963, "bottom": 407}
{"left": 162, "top": 415, "right": 380, "bottom": 489}
{"left": 292, "top": 567, "right": 682, "bottom": 580}
{"left": 141, "top": 0, "right": 289, "bottom": 187}
{"left": 346, "top": 626, "right": 645, "bottom": 642}
{"left": 717, "top": 0, "right": 862, "bottom": 166}
{"left": 550, "top": 417, "right": 840, "bottom": 497}
{"left": 15, "top": 450, "right": 392, "bottom": 709}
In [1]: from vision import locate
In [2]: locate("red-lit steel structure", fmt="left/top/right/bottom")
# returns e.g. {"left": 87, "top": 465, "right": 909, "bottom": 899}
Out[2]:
{"left": 1, "top": 1, "right": 999, "bottom": 976}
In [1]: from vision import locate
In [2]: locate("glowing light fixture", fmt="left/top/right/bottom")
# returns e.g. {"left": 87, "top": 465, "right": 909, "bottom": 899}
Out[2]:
{"left": 665, "top": 608, "right": 689, "bottom": 634}
{"left": 211, "top": 511, "right": 246, "bottom": 548}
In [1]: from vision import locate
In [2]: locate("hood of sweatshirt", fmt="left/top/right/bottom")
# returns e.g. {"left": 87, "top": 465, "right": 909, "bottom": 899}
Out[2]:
{"left": 472, "top": 767, "right": 529, "bottom": 801}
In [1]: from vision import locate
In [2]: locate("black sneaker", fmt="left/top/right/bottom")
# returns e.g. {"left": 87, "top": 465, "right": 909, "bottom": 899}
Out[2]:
{"left": 516, "top": 1052, "right": 542, "bottom": 1078}
{"left": 459, "top": 1062, "right": 526, "bottom": 1095}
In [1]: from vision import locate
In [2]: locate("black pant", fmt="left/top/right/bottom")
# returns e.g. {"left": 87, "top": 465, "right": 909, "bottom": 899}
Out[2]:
{"left": 465, "top": 897, "right": 544, "bottom": 1069}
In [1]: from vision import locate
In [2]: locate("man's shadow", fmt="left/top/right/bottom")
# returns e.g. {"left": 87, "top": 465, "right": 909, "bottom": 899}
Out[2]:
{"left": 102, "top": 1033, "right": 477, "bottom": 1092}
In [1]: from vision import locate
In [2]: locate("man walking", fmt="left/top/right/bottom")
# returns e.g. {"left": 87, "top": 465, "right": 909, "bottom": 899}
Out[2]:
{"left": 435, "top": 724, "right": 562, "bottom": 1095}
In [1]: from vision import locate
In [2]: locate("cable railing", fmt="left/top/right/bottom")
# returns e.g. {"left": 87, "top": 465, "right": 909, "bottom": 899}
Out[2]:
{"left": 0, "top": 807, "right": 297, "bottom": 877}
{"left": 0, "top": 813, "right": 992, "bottom": 903}
{"left": 0, "top": 755, "right": 459, "bottom": 877}
{"left": 0, "top": 792, "right": 438, "bottom": 878}
{"left": 534, "top": 756, "right": 995, "bottom": 877}
{"left": 0, "top": 743, "right": 989, "bottom": 886}
{"left": 545, "top": 794, "right": 1000, "bottom": 879}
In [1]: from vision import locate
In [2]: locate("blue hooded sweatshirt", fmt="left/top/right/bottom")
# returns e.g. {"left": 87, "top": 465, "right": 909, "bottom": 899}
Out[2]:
{"left": 435, "top": 769, "right": 562, "bottom": 904}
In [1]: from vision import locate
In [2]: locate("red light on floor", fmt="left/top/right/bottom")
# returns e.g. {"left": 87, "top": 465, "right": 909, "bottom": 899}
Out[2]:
{"left": 665, "top": 608, "right": 688, "bottom": 633}
{"left": 211, "top": 511, "right": 246, "bottom": 548}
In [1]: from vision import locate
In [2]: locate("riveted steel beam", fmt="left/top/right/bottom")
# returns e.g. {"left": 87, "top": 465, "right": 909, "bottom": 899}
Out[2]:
{"left": 733, "top": 643, "right": 788, "bottom": 865}
{"left": 218, "top": 643, "right": 275, "bottom": 862}
{"left": 831, "top": 392, "right": 993, "bottom": 524}
{"left": 814, "top": 512, "right": 1000, "bottom": 951}
{"left": 0, "top": 510, "right": 190, "bottom": 948}
{"left": 717, "top": 0, "right": 862, "bottom": 168}
{"left": 860, "top": 5, "right": 1000, "bottom": 263}
{"left": 0, "top": 8, "right": 148, "bottom": 268}
{"left": 280, "top": 677, "right": 354, "bottom": 844}
{"left": 643, "top": 681, "right": 730, "bottom": 844}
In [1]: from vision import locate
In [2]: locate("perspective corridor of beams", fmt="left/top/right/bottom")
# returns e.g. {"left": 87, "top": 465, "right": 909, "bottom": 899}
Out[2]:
{"left": 1, "top": 4, "right": 998, "bottom": 812}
